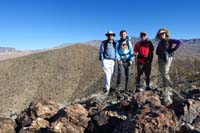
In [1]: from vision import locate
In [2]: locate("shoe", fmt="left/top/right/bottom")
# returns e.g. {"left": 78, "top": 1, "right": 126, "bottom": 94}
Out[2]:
{"left": 146, "top": 86, "right": 151, "bottom": 91}
{"left": 135, "top": 84, "right": 140, "bottom": 93}
{"left": 125, "top": 85, "right": 129, "bottom": 91}
{"left": 115, "top": 85, "right": 121, "bottom": 93}
{"left": 104, "top": 90, "right": 110, "bottom": 95}
{"left": 135, "top": 89, "right": 140, "bottom": 93}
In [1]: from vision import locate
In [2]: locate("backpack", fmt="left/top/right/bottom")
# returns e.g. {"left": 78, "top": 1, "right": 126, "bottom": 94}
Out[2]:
{"left": 99, "top": 40, "right": 116, "bottom": 61}
{"left": 117, "top": 39, "right": 130, "bottom": 56}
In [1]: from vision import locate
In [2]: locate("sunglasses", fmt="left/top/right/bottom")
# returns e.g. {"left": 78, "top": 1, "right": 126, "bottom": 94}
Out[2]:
{"left": 159, "top": 32, "right": 166, "bottom": 35}
{"left": 107, "top": 34, "right": 114, "bottom": 36}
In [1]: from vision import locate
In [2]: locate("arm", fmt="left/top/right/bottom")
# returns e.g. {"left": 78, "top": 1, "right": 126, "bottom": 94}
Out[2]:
{"left": 133, "top": 43, "right": 138, "bottom": 55}
{"left": 156, "top": 42, "right": 160, "bottom": 55}
{"left": 150, "top": 41, "right": 154, "bottom": 52}
{"left": 169, "top": 39, "right": 181, "bottom": 52}
{"left": 116, "top": 42, "right": 121, "bottom": 61}
{"left": 149, "top": 41, "right": 154, "bottom": 62}
{"left": 128, "top": 41, "right": 134, "bottom": 62}
{"left": 99, "top": 42, "right": 104, "bottom": 61}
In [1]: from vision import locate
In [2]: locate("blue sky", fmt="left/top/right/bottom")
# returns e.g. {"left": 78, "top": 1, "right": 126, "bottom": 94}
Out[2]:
{"left": 0, "top": 0, "right": 199, "bottom": 50}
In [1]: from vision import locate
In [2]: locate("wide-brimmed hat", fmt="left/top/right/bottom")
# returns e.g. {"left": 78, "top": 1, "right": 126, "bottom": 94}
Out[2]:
{"left": 105, "top": 30, "right": 116, "bottom": 37}
{"left": 156, "top": 28, "right": 170, "bottom": 39}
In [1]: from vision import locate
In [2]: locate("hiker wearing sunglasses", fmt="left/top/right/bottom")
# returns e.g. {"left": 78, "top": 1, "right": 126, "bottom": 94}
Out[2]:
{"left": 156, "top": 28, "right": 181, "bottom": 87}
{"left": 116, "top": 30, "right": 134, "bottom": 91}
{"left": 99, "top": 31, "right": 116, "bottom": 95}
{"left": 134, "top": 32, "right": 154, "bottom": 92}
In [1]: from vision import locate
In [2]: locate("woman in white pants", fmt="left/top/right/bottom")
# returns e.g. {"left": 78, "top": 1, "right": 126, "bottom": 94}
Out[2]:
{"left": 99, "top": 31, "right": 116, "bottom": 95}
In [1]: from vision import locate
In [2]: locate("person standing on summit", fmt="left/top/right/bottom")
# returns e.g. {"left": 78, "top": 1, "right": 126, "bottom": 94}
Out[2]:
{"left": 134, "top": 32, "right": 154, "bottom": 92}
{"left": 156, "top": 28, "right": 181, "bottom": 87}
{"left": 116, "top": 30, "right": 134, "bottom": 91}
{"left": 99, "top": 31, "right": 116, "bottom": 95}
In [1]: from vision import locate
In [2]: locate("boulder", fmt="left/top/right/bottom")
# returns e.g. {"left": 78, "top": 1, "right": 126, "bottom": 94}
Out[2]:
{"left": 15, "top": 98, "right": 59, "bottom": 132}
{"left": 182, "top": 99, "right": 200, "bottom": 124}
{"left": 50, "top": 104, "right": 89, "bottom": 133}
{"left": 0, "top": 117, "right": 15, "bottom": 133}
{"left": 30, "top": 98, "right": 59, "bottom": 119}
{"left": 131, "top": 91, "right": 161, "bottom": 109}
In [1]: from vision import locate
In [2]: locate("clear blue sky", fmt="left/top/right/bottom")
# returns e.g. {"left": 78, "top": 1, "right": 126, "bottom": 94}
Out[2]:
{"left": 0, "top": 0, "right": 199, "bottom": 50}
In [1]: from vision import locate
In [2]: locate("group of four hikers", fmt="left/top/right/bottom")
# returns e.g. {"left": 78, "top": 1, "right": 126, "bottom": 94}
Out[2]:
{"left": 99, "top": 28, "right": 181, "bottom": 95}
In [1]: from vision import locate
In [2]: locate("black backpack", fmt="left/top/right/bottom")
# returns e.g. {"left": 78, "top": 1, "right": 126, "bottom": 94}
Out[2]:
{"left": 99, "top": 40, "right": 116, "bottom": 61}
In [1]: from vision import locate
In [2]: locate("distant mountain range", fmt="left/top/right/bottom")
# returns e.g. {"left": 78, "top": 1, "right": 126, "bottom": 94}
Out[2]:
{"left": 1, "top": 38, "right": 200, "bottom": 52}
{"left": 0, "top": 38, "right": 199, "bottom": 62}
{"left": 0, "top": 47, "right": 19, "bottom": 53}
{"left": 86, "top": 37, "right": 200, "bottom": 47}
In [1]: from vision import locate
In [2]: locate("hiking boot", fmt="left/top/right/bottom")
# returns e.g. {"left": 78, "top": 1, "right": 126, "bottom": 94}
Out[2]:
{"left": 115, "top": 85, "right": 121, "bottom": 93}
{"left": 104, "top": 90, "right": 110, "bottom": 96}
{"left": 125, "top": 85, "right": 129, "bottom": 91}
{"left": 135, "top": 84, "right": 141, "bottom": 93}
{"left": 146, "top": 86, "right": 151, "bottom": 91}
{"left": 135, "top": 88, "right": 140, "bottom": 93}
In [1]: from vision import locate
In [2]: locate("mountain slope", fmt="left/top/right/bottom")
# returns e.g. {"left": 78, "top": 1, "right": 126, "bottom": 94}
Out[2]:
{"left": 0, "top": 44, "right": 102, "bottom": 118}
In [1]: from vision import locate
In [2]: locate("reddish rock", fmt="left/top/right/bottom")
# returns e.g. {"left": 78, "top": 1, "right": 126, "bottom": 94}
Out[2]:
{"left": 15, "top": 98, "right": 59, "bottom": 132}
{"left": 20, "top": 118, "right": 49, "bottom": 132}
{"left": 64, "top": 104, "right": 89, "bottom": 128}
{"left": 50, "top": 104, "right": 90, "bottom": 133}
{"left": 182, "top": 99, "right": 200, "bottom": 124}
{"left": 134, "top": 104, "right": 177, "bottom": 132}
{"left": 132, "top": 91, "right": 161, "bottom": 109}
{"left": 30, "top": 98, "right": 59, "bottom": 119}
{"left": 115, "top": 104, "right": 178, "bottom": 133}
{"left": 50, "top": 117, "right": 85, "bottom": 133}
{"left": 0, "top": 117, "right": 15, "bottom": 133}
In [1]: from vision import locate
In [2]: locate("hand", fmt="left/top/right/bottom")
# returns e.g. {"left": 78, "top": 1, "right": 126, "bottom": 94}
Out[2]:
{"left": 172, "top": 44, "right": 176, "bottom": 49}
{"left": 118, "top": 61, "right": 122, "bottom": 65}
{"left": 128, "top": 61, "right": 132, "bottom": 66}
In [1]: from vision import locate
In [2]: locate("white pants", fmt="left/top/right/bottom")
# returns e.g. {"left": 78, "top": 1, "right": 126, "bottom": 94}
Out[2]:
{"left": 101, "top": 59, "right": 115, "bottom": 91}
{"left": 158, "top": 57, "right": 173, "bottom": 86}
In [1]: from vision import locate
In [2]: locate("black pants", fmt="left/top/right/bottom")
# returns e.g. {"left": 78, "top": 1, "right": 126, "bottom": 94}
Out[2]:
{"left": 117, "top": 62, "right": 131, "bottom": 89}
{"left": 136, "top": 62, "right": 151, "bottom": 88}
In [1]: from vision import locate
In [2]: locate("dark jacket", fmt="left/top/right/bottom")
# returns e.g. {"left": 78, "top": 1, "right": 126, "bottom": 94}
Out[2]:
{"left": 156, "top": 39, "right": 181, "bottom": 58}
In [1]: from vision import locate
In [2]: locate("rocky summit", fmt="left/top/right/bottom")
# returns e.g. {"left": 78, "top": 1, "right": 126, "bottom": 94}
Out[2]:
{"left": 0, "top": 87, "right": 199, "bottom": 133}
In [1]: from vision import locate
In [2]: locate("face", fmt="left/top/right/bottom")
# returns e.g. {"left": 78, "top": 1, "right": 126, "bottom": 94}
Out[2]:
{"left": 121, "top": 42, "right": 128, "bottom": 50}
{"left": 120, "top": 32, "right": 127, "bottom": 40}
{"left": 107, "top": 34, "right": 114, "bottom": 40}
{"left": 140, "top": 34, "right": 147, "bottom": 41}
{"left": 159, "top": 32, "right": 166, "bottom": 39}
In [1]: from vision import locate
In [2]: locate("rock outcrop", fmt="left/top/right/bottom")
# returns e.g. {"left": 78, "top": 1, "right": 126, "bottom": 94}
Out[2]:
{"left": 0, "top": 87, "right": 199, "bottom": 133}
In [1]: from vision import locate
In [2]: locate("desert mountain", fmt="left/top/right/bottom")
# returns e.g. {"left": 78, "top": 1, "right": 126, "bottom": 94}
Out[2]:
{"left": 0, "top": 44, "right": 102, "bottom": 118}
